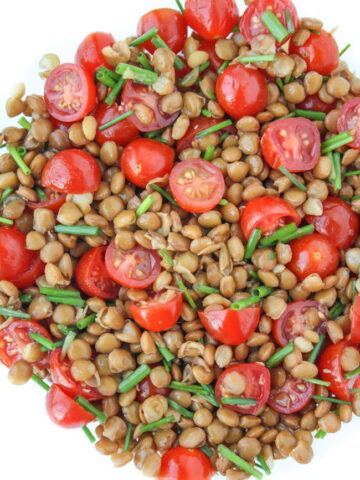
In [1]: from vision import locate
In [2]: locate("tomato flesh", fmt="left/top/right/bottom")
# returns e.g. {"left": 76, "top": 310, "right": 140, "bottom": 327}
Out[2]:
{"left": 0, "top": 227, "right": 36, "bottom": 281}
{"left": 94, "top": 102, "right": 140, "bottom": 146}
{"left": 297, "top": 93, "right": 336, "bottom": 114}
{"left": 12, "top": 254, "right": 45, "bottom": 289}
{"left": 337, "top": 97, "right": 360, "bottom": 150}
{"left": 130, "top": 292, "right": 183, "bottom": 332}
{"left": 159, "top": 447, "right": 213, "bottom": 480}
{"left": 28, "top": 190, "right": 66, "bottom": 213}
{"left": 268, "top": 374, "right": 315, "bottom": 414}
{"left": 351, "top": 294, "right": 360, "bottom": 345}
{"left": 75, "top": 32, "right": 115, "bottom": 76}
{"left": 136, "top": 375, "right": 170, "bottom": 403}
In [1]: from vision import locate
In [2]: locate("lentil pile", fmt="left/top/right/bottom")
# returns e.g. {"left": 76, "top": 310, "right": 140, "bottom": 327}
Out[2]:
{"left": 1, "top": 0, "right": 360, "bottom": 479}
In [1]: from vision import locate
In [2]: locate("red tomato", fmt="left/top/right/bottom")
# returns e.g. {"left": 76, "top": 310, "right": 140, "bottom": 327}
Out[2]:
{"left": 287, "top": 233, "right": 340, "bottom": 281}
{"left": 297, "top": 93, "right": 337, "bottom": 114}
{"left": 121, "top": 138, "right": 174, "bottom": 188}
{"left": 240, "top": 196, "right": 301, "bottom": 240}
{"left": 0, "top": 320, "right": 51, "bottom": 368}
{"left": 75, "top": 32, "right": 115, "bottom": 76}
{"left": 94, "top": 102, "right": 139, "bottom": 146}
{"left": 136, "top": 375, "right": 170, "bottom": 403}
{"left": 289, "top": 30, "right": 339, "bottom": 76}
{"left": 44, "top": 63, "right": 96, "bottom": 123}
{"left": 199, "top": 308, "right": 260, "bottom": 346}
{"left": 46, "top": 384, "right": 95, "bottom": 428}
{"left": 272, "top": 300, "right": 328, "bottom": 347}
{"left": 268, "top": 374, "right": 315, "bottom": 414}
{"left": 184, "top": 0, "right": 239, "bottom": 40}
{"left": 215, "top": 364, "right": 271, "bottom": 415}
{"left": 105, "top": 242, "right": 161, "bottom": 289}
{"left": 159, "top": 447, "right": 213, "bottom": 480}
{"left": 75, "top": 247, "right": 119, "bottom": 300}
{"left": 0, "top": 227, "right": 36, "bottom": 281}
{"left": 305, "top": 197, "right": 359, "bottom": 249}
{"left": 337, "top": 98, "right": 360, "bottom": 150}
{"left": 50, "top": 349, "right": 103, "bottom": 401}
{"left": 240, "top": 0, "right": 298, "bottom": 46}
{"left": 130, "top": 292, "right": 183, "bottom": 332}
{"left": 27, "top": 190, "right": 66, "bottom": 213}
{"left": 137, "top": 8, "right": 187, "bottom": 54}
{"left": 121, "top": 81, "right": 179, "bottom": 132}
{"left": 41, "top": 149, "right": 101, "bottom": 194}
{"left": 169, "top": 158, "right": 225, "bottom": 214}
{"left": 12, "top": 255, "right": 45, "bottom": 289}
{"left": 351, "top": 295, "right": 360, "bottom": 344}
{"left": 261, "top": 118, "right": 321, "bottom": 172}
{"left": 198, "top": 40, "right": 223, "bottom": 72}
{"left": 216, "top": 64, "right": 267, "bottom": 119}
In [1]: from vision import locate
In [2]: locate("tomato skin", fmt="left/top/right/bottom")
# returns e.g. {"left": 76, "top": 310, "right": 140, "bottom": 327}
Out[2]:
{"left": 121, "top": 138, "right": 175, "bottom": 188}
{"left": 198, "top": 40, "right": 223, "bottom": 72}
{"left": 268, "top": 374, "right": 315, "bottom": 414}
{"left": 12, "top": 254, "right": 45, "bottom": 289}
{"left": 94, "top": 102, "right": 140, "bottom": 146}
{"left": 0, "top": 227, "right": 36, "bottom": 281}
{"left": 75, "top": 247, "right": 119, "bottom": 300}
{"left": 305, "top": 197, "right": 359, "bottom": 249}
{"left": 41, "top": 149, "right": 101, "bottom": 194}
{"left": 136, "top": 375, "right": 170, "bottom": 403}
{"left": 159, "top": 447, "right": 213, "bottom": 480}
{"left": 287, "top": 233, "right": 340, "bottom": 281}
{"left": 199, "top": 308, "right": 260, "bottom": 346}
{"left": 297, "top": 93, "right": 336, "bottom": 114}
{"left": 289, "top": 30, "right": 339, "bottom": 76}
{"left": 28, "top": 190, "right": 66, "bottom": 213}
{"left": 75, "top": 32, "right": 115, "bottom": 76}
{"left": 215, "top": 364, "right": 271, "bottom": 415}
{"left": 240, "top": 196, "right": 301, "bottom": 240}
{"left": 337, "top": 98, "right": 360, "bottom": 150}
{"left": 351, "top": 295, "right": 360, "bottom": 344}
{"left": 216, "top": 64, "right": 267, "bottom": 119}
{"left": 130, "top": 292, "right": 183, "bottom": 332}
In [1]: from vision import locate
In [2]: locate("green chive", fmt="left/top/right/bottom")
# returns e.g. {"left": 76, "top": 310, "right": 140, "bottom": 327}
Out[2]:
{"left": 328, "top": 151, "right": 342, "bottom": 191}
{"left": 61, "top": 330, "right": 77, "bottom": 359}
{"left": 98, "top": 110, "right": 134, "bottom": 131}
{"left": 0, "top": 187, "right": 14, "bottom": 203}
{"left": 280, "top": 225, "right": 315, "bottom": 244}
{"left": 284, "top": 74, "right": 294, "bottom": 84}
{"left": 118, "top": 364, "right": 151, "bottom": 393}
{"left": 352, "top": 195, "right": 360, "bottom": 201}
{"left": 82, "top": 426, "right": 96, "bottom": 443}
{"left": 158, "top": 345, "right": 175, "bottom": 363}
{"left": 231, "top": 296, "right": 262, "bottom": 310}
{"left": 0, "top": 307, "right": 30, "bottom": 319}
{"left": 140, "top": 416, "right": 175, "bottom": 434}
{"left": 199, "top": 61, "right": 211, "bottom": 73}
{"left": 96, "top": 70, "right": 117, "bottom": 88}
{"left": 18, "top": 117, "right": 32, "bottom": 130}
{"left": 260, "top": 223, "right": 297, "bottom": 246}
{"left": 150, "top": 183, "right": 178, "bottom": 206}
{"left": 219, "top": 199, "right": 228, "bottom": 206}
{"left": 203, "top": 145, "right": 215, "bottom": 160}
{"left": 308, "top": 334, "right": 326, "bottom": 363}
{"left": 75, "top": 396, "right": 107, "bottom": 422}
{"left": 17, "top": 146, "right": 27, "bottom": 158}
{"left": 151, "top": 35, "right": 184, "bottom": 70}
{"left": 35, "top": 187, "right": 47, "bottom": 201}
{"left": 261, "top": 10, "right": 289, "bottom": 43}
{"left": 312, "top": 395, "right": 351, "bottom": 406}
{"left": 219, "top": 132, "right": 229, "bottom": 143}
{"left": 339, "top": 44, "right": 351, "bottom": 57}
{"left": 158, "top": 249, "right": 174, "bottom": 266}
{"left": 344, "top": 366, "right": 360, "bottom": 379}
{"left": 294, "top": 109, "right": 326, "bottom": 121}
{"left": 221, "top": 397, "right": 257, "bottom": 406}
{"left": 266, "top": 343, "right": 295, "bottom": 368}
{"left": 248, "top": 270, "right": 260, "bottom": 280}
{"left": 7, "top": 146, "right": 31, "bottom": 176}
{"left": 153, "top": 137, "right": 169, "bottom": 145}
{"left": 97, "top": 66, "right": 120, "bottom": 82}
{"left": 304, "top": 378, "right": 331, "bottom": 387}
{"left": 206, "top": 89, "right": 217, "bottom": 100}
{"left": 179, "top": 67, "right": 199, "bottom": 88}
{"left": 321, "top": 131, "right": 354, "bottom": 153}
{"left": 252, "top": 286, "right": 275, "bottom": 298}
{"left": 218, "top": 445, "right": 263, "bottom": 480}
{"left": 144, "top": 128, "right": 167, "bottom": 139}
{"left": 20, "top": 293, "right": 33, "bottom": 304}
{"left": 40, "top": 340, "right": 64, "bottom": 352}
{"left": 329, "top": 302, "right": 345, "bottom": 320}
{"left": 201, "top": 108, "right": 213, "bottom": 119}
{"left": 176, "top": 280, "right": 198, "bottom": 310}
{"left": 344, "top": 170, "right": 360, "bottom": 177}
{"left": 168, "top": 381, "right": 205, "bottom": 394}
{"left": 194, "top": 285, "right": 220, "bottom": 295}
{"left": 136, "top": 195, "right": 154, "bottom": 217}
{"left": 137, "top": 52, "right": 154, "bottom": 71}
{"left": 0, "top": 143, "right": 6, "bottom": 149}
{"left": 130, "top": 27, "right": 158, "bottom": 47}
{"left": 0, "top": 217, "right": 13, "bottom": 225}
{"left": 218, "top": 61, "right": 230, "bottom": 74}
{"left": 276, "top": 78, "right": 284, "bottom": 92}
{"left": 239, "top": 55, "right": 276, "bottom": 64}
{"left": 40, "top": 287, "right": 81, "bottom": 298}
{"left": 168, "top": 399, "right": 194, "bottom": 419}
{"left": 76, "top": 313, "right": 97, "bottom": 330}
{"left": 57, "top": 324, "right": 76, "bottom": 336}
{"left": 116, "top": 63, "right": 158, "bottom": 85}
{"left": 175, "top": 0, "right": 184, "bottom": 14}
{"left": 54, "top": 225, "right": 100, "bottom": 236}
{"left": 257, "top": 454, "right": 271, "bottom": 475}
{"left": 350, "top": 388, "right": 360, "bottom": 395}
{"left": 47, "top": 296, "right": 86, "bottom": 307}
{"left": 124, "top": 424, "right": 133, "bottom": 451}
{"left": 285, "top": 9, "right": 295, "bottom": 34}
{"left": 104, "top": 78, "right": 126, "bottom": 106}
{"left": 199, "top": 446, "right": 213, "bottom": 458}
{"left": 196, "top": 119, "right": 233, "bottom": 138}
{"left": 315, "top": 430, "right": 327, "bottom": 439}
{"left": 310, "top": 30, "right": 321, "bottom": 35}
{"left": 31, "top": 374, "right": 50, "bottom": 391}
{"left": 29, "top": 332, "right": 57, "bottom": 351}
{"left": 279, "top": 165, "right": 306, "bottom": 192}
{"left": 244, "top": 228, "right": 262, "bottom": 259}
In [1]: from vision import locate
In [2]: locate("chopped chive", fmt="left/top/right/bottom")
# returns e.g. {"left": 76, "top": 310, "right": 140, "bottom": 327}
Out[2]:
{"left": 168, "top": 399, "right": 194, "bottom": 419}
{"left": 47, "top": 296, "right": 86, "bottom": 307}
{"left": 352, "top": 195, "right": 360, "bottom": 201}
{"left": 136, "top": 194, "right": 154, "bottom": 217}
{"left": 345, "top": 170, "right": 360, "bottom": 177}
{"left": 35, "top": 187, "right": 47, "bottom": 201}
{"left": 158, "top": 249, "right": 174, "bottom": 266}
{"left": 194, "top": 285, "right": 220, "bottom": 295}
{"left": 294, "top": 109, "right": 326, "bottom": 121}
{"left": 150, "top": 183, "right": 178, "bottom": 206}
{"left": 137, "top": 52, "right": 154, "bottom": 71}
{"left": 201, "top": 109, "right": 213, "bottom": 119}
{"left": 118, "top": 364, "right": 151, "bottom": 393}
{"left": 0, "top": 143, "right": 6, "bottom": 149}
{"left": 312, "top": 395, "right": 351, "bottom": 406}
{"left": 280, "top": 225, "right": 315, "bottom": 243}
{"left": 97, "top": 66, "right": 120, "bottom": 82}
{"left": 18, "top": 117, "right": 32, "bottom": 130}
{"left": 239, "top": 54, "right": 276, "bottom": 64}
{"left": 196, "top": 119, "right": 233, "bottom": 138}
{"left": 151, "top": 35, "right": 184, "bottom": 70}
{"left": 260, "top": 223, "right": 297, "bottom": 246}
{"left": 218, "top": 445, "right": 263, "bottom": 480}
{"left": 0, "top": 307, "right": 30, "bottom": 319}
{"left": 261, "top": 10, "right": 289, "bottom": 43}
{"left": 104, "top": 78, "right": 126, "bottom": 106}
{"left": 40, "top": 287, "right": 81, "bottom": 298}
{"left": 328, "top": 151, "right": 342, "bottom": 191}
{"left": 179, "top": 67, "right": 199, "bottom": 88}
{"left": 329, "top": 301, "right": 345, "bottom": 320}
{"left": 31, "top": 374, "right": 50, "bottom": 391}
{"left": 144, "top": 128, "right": 167, "bottom": 139}
{"left": 175, "top": 0, "right": 185, "bottom": 14}
{"left": 308, "top": 334, "right": 326, "bottom": 363}
{"left": 57, "top": 324, "right": 76, "bottom": 336}
{"left": 124, "top": 424, "right": 133, "bottom": 451}
{"left": 221, "top": 397, "right": 257, "bottom": 406}
{"left": 231, "top": 296, "right": 261, "bottom": 310}
{"left": 199, "top": 446, "right": 213, "bottom": 457}
{"left": 158, "top": 345, "right": 175, "bottom": 363}
{"left": 279, "top": 165, "right": 306, "bottom": 192}
{"left": 284, "top": 74, "right": 294, "bottom": 84}
{"left": 17, "top": 146, "right": 27, "bottom": 158}
{"left": 252, "top": 286, "right": 275, "bottom": 298}
{"left": 257, "top": 454, "right": 271, "bottom": 475}
{"left": 266, "top": 343, "right": 295, "bottom": 368}
{"left": 20, "top": 293, "right": 33, "bottom": 304}
{"left": 75, "top": 396, "right": 107, "bottom": 422}
{"left": 0, "top": 217, "right": 13, "bottom": 225}
{"left": 29, "top": 332, "right": 57, "bottom": 351}
{"left": 310, "top": 30, "right": 321, "bottom": 35}
{"left": 206, "top": 89, "right": 217, "bottom": 100}
{"left": 7, "top": 146, "right": 31, "bottom": 176}
{"left": 322, "top": 132, "right": 355, "bottom": 153}
{"left": 248, "top": 270, "right": 260, "bottom": 280}
{"left": 315, "top": 430, "right": 327, "bottom": 439}
{"left": 203, "top": 145, "right": 215, "bottom": 161}
{"left": 339, "top": 44, "right": 351, "bottom": 57}
{"left": 54, "top": 225, "right": 100, "bottom": 236}
{"left": 350, "top": 388, "right": 360, "bottom": 395}
{"left": 96, "top": 70, "right": 117, "bottom": 88}
{"left": 61, "top": 330, "right": 77, "bottom": 359}
{"left": 168, "top": 381, "right": 205, "bottom": 394}
{"left": 82, "top": 425, "right": 96, "bottom": 443}
{"left": 219, "top": 132, "right": 229, "bottom": 144}
{"left": 40, "top": 340, "right": 64, "bottom": 352}
{"left": 0, "top": 187, "right": 14, "bottom": 203}
{"left": 219, "top": 199, "right": 228, "bottom": 206}
{"left": 153, "top": 137, "right": 168, "bottom": 145}
{"left": 76, "top": 313, "right": 97, "bottom": 330}
{"left": 198, "top": 391, "right": 220, "bottom": 408}
{"left": 99, "top": 110, "right": 134, "bottom": 131}
{"left": 244, "top": 228, "right": 262, "bottom": 259}
{"left": 116, "top": 63, "right": 158, "bottom": 85}
{"left": 218, "top": 60, "right": 230, "bottom": 74}
{"left": 276, "top": 78, "right": 284, "bottom": 92}
{"left": 278, "top": 112, "right": 296, "bottom": 121}
{"left": 285, "top": 9, "right": 294, "bottom": 34}
{"left": 176, "top": 280, "right": 198, "bottom": 310}
{"left": 344, "top": 366, "right": 360, "bottom": 379}
{"left": 199, "top": 61, "right": 211, "bottom": 73}
{"left": 140, "top": 415, "right": 175, "bottom": 434}
{"left": 130, "top": 27, "right": 159, "bottom": 47}
{"left": 305, "top": 378, "right": 331, "bottom": 387}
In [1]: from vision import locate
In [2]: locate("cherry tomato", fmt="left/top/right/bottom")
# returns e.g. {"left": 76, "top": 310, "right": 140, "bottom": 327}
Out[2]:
{"left": 272, "top": 300, "right": 328, "bottom": 347}
{"left": 94, "top": 102, "right": 139, "bottom": 146}
{"left": 44, "top": 63, "right": 96, "bottom": 123}
{"left": 0, "top": 320, "right": 51, "bottom": 368}
{"left": 136, "top": 374, "right": 170, "bottom": 403}
{"left": 351, "top": 295, "right": 360, "bottom": 345}
{"left": 184, "top": 0, "right": 239, "bottom": 40}
{"left": 240, "top": 0, "right": 298, "bottom": 46}
{"left": 27, "top": 190, "right": 66, "bottom": 213}
{"left": 105, "top": 242, "right": 161, "bottom": 289}
{"left": 12, "top": 254, "right": 45, "bottom": 289}
{"left": 297, "top": 93, "right": 336, "bottom": 114}
{"left": 215, "top": 363, "right": 271, "bottom": 414}
{"left": 305, "top": 197, "right": 359, "bottom": 249}
{"left": 121, "top": 81, "right": 179, "bottom": 132}
{"left": 216, "top": 64, "right": 267, "bottom": 119}
{"left": 41, "top": 149, "right": 101, "bottom": 194}
{"left": 130, "top": 292, "right": 183, "bottom": 332}
{"left": 75, "top": 32, "right": 115, "bottom": 76}
{"left": 75, "top": 247, "right": 119, "bottom": 300}
{"left": 198, "top": 40, "right": 223, "bottom": 72}
{"left": 268, "top": 374, "right": 315, "bottom": 414}
{"left": 240, "top": 196, "right": 301, "bottom": 240}
{"left": 159, "top": 447, "right": 213, "bottom": 480}
{"left": 287, "top": 233, "right": 340, "bottom": 281}
{"left": 337, "top": 98, "right": 360, "bottom": 150}
{"left": 169, "top": 158, "right": 225, "bottom": 214}
{"left": 289, "top": 29, "right": 339, "bottom": 76}
{"left": 50, "top": 349, "right": 103, "bottom": 401}
{"left": 137, "top": 8, "right": 187, "bottom": 54}
{"left": 199, "top": 308, "right": 260, "bottom": 346}
{"left": 46, "top": 384, "right": 95, "bottom": 429}
{"left": 261, "top": 118, "right": 321, "bottom": 172}
{"left": 121, "top": 138, "right": 174, "bottom": 188}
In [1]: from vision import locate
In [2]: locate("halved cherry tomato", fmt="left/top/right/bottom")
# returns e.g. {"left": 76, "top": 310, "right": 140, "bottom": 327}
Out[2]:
{"left": 27, "top": 189, "right": 66, "bottom": 213}
{"left": 319, "top": 340, "right": 360, "bottom": 402}
{"left": 0, "top": 320, "right": 51, "bottom": 368}
{"left": 261, "top": 118, "right": 321, "bottom": 172}
{"left": 287, "top": 233, "right": 340, "bottom": 281}
{"left": 121, "top": 81, "right": 179, "bottom": 132}
{"left": 159, "top": 447, "right": 213, "bottom": 480}
{"left": 268, "top": 374, "right": 315, "bottom": 414}
{"left": 137, "top": 8, "right": 187, "bottom": 54}
{"left": 337, "top": 98, "right": 360, "bottom": 150}
{"left": 198, "top": 40, "right": 223, "bottom": 72}
{"left": 297, "top": 93, "right": 337, "bottom": 114}
{"left": 130, "top": 292, "right": 183, "bottom": 332}
{"left": 75, "top": 32, "right": 115, "bottom": 76}
{"left": 105, "top": 242, "right": 161, "bottom": 289}
{"left": 136, "top": 374, "right": 170, "bottom": 403}
{"left": 305, "top": 197, "right": 359, "bottom": 249}
{"left": 272, "top": 301, "right": 328, "bottom": 347}
{"left": 184, "top": 0, "right": 239, "bottom": 40}
{"left": 12, "top": 254, "right": 45, "bottom": 289}
{"left": 50, "top": 349, "right": 103, "bottom": 401}
{"left": 240, "top": 196, "right": 301, "bottom": 240}
{"left": 44, "top": 63, "right": 96, "bottom": 123}
{"left": 75, "top": 247, "right": 119, "bottom": 300}
{"left": 121, "top": 138, "right": 174, "bottom": 188}
{"left": 351, "top": 295, "right": 360, "bottom": 344}
{"left": 216, "top": 64, "right": 267, "bottom": 119}
{"left": 215, "top": 363, "right": 271, "bottom": 414}
{"left": 46, "top": 384, "right": 95, "bottom": 429}
{"left": 240, "top": 0, "right": 298, "bottom": 46}
{"left": 94, "top": 102, "right": 140, "bottom": 146}
{"left": 199, "top": 307, "right": 260, "bottom": 346}
{"left": 289, "top": 29, "right": 339, "bottom": 76}
{"left": 0, "top": 227, "right": 37, "bottom": 282}
{"left": 41, "top": 149, "right": 101, "bottom": 194}
{"left": 169, "top": 158, "right": 225, "bottom": 214}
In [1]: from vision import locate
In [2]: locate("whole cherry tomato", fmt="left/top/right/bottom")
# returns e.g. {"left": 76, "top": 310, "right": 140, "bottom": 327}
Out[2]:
{"left": 12, "top": 255, "right": 45, "bottom": 289}
{"left": 351, "top": 295, "right": 360, "bottom": 344}
{"left": 268, "top": 374, "right": 315, "bottom": 414}
{"left": 75, "top": 32, "right": 115, "bottom": 76}
{"left": 297, "top": 93, "right": 337, "bottom": 114}
{"left": 136, "top": 372, "right": 170, "bottom": 403}
{"left": 337, "top": 98, "right": 360, "bottom": 150}
{"left": 27, "top": 189, "right": 66, "bottom": 213}
{"left": 130, "top": 292, "right": 183, "bottom": 332}
{"left": 159, "top": 447, "right": 213, "bottom": 480}
{"left": 94, "top": 102, "right": 140, "bottom": 146}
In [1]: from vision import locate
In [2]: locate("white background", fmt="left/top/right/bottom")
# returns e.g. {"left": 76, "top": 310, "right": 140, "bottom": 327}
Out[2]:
{"left": 0, "top": 0, "right": 359, "bottom": 479}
